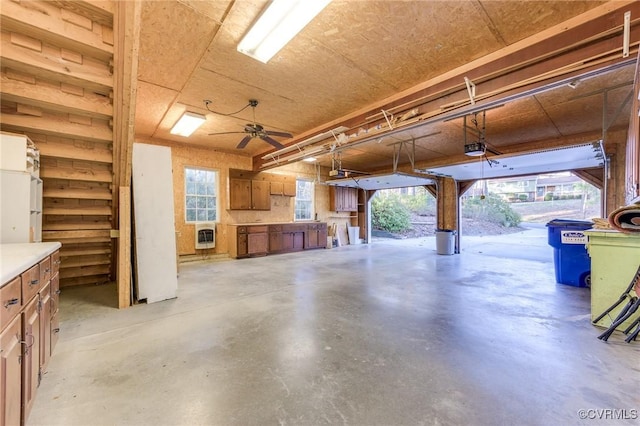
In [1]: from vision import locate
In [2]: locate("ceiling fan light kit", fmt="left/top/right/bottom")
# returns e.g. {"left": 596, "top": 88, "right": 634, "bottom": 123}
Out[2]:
{"left": 237, "top": 0, "right": 331, "bottom": 63}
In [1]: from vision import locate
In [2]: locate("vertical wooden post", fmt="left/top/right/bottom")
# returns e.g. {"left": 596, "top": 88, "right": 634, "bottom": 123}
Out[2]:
{"left": 436, "top": 177, "right": 459, "bottom": 253}
{"left": 118, "top": 186, "right": 131, "bottom": 309}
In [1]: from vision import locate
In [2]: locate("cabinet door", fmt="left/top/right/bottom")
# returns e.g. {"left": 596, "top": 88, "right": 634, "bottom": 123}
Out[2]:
{"left": 283, "top": 182, "right": 297, "bottom": 197}
{"left": 293, "top": 232, "right": 305, "bottom": 250}
{"left": 39, "top": 282, "right": 51, "bottom": 374}
{"left": 50, "top": 273, "right": 60, "bottom": 316}
{"left": 251, "top": 180, "right": 270, "bottom": 210}
{"left": 237, "top": 233, "right": 248, "bottom": 257}
{"left": 306, "top": 227, "right": 319, "bottom": 249}
{"left": 51, "top": 250, "right": 60, "bottom": 276}
{"left": 269, "top": 232, "right": 283, "bottom": 253}
{"left": 282, "top": 232, "right": 294, "bottom": 251}
{"left": 0, "top": 315, "right": 22, "bottom": 426}
{"left": 50, "top": 312, "right": 60, "bottom": 358}
{"left": 347, "top": 188, "right": 358, "bottom": 211}
{"left": 270, "top": 182, "right": 283, "bottom": 195}
{"left": 229, "top": 179, "right": 251, "bottom": 210}
{"left": 247, "top": 233, "right": 268, "bottom": 256}
{"left": 22, "top": 296, "right": 40, "bottom": 422}
{"left": 318, "top": 224, "right": 328, "bottom": 247}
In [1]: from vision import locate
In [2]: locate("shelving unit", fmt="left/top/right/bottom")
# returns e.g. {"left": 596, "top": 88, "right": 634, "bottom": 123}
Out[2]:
{"left": 0, "top": 132, "right": 42, "bottom": 243}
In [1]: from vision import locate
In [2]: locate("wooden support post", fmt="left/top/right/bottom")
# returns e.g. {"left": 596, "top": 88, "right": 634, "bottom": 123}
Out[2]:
{"left": 117, "top": 186, "right": 131, "bottom": 309}
{"left": 436, "top": 177, "right": 459, "bottom": 253}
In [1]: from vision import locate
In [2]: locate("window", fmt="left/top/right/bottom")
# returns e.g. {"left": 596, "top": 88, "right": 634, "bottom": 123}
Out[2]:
{"left": 185, "top": 167, "right": 218, "bottom": 222}
{"left": 294, "top": 179, "right": 314, "bottom": 221}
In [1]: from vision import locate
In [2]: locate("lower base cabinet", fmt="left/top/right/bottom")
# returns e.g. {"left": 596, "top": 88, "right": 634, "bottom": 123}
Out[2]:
{"left": 1, "top": 315, "right": 22, "bottom": 426}
{"left": 0, "top": 244, "right": 60, "bottom": 426}
{"left": 230, "top": 223, "right": 327, "bottom": 258}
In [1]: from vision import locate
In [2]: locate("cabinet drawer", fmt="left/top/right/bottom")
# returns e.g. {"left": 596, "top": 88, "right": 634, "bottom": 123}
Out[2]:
{"left": 237, "top": 226, "right": 247, "bottom": 234}
{"left": 0, "top": 277, "right": 22, "bottom": 329}
{"left": 40, "top": 256, "right": 51, "bottom": 285}
{"left": 269, "top": 225, "right": 283, "bottom": 232}
{"left": 248, "top": 225, "right": 268, "bottom": 233}
{"left": 51, "top": 250, "right": 60, "bottom": 275}
{"left": 21, "top": 264, "right": 41, "bottom": 302}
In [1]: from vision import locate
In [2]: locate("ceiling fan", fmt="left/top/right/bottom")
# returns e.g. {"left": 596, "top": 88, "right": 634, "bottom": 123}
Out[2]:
{"left": 206, "top": 99, "right": 292, "bottom": 149}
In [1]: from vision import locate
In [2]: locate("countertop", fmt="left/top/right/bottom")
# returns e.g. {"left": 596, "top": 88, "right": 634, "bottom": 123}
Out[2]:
{"left": 1, "top": 242, "right": 62, "bottom": 286}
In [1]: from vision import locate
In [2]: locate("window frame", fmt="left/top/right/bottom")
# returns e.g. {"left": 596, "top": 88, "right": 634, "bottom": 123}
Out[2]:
{"left": 294, "top": 178, "right": 314, "bottom": 221}
{"left": 184, "top": 166, "right": 219, "bottom": 223}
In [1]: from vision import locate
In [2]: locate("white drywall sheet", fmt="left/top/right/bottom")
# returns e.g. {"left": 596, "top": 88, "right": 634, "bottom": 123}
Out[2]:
{"left": 132, "top": 143, "right": 178, "bottom": 303}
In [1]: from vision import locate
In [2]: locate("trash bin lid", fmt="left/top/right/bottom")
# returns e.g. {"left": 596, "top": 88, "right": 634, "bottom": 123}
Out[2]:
{"left": 546, "top": 218, "right": 594, "bottom": 227}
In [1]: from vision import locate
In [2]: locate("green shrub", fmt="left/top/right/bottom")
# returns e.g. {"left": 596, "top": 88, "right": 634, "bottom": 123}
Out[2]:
{"left": 401, "top": 190, "right": 436, "bottom": 216}
{"left": 372, "top": 192, "right": 411, "bottom": 232}
{"left": 518, "top": 193, "right": 528, "bottom": 202}
{"left": 544, "top": 192, "right": 554, "bottom": 201}
{"left": 462, "top": 193, "right": 521, "bottom": 227}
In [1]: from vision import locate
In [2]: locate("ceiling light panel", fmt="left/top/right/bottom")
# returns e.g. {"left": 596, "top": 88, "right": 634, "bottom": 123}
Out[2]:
{"left": 170, "top": 112, "right": 206, "bottom": 137}
{"left": 238, "top": 0, "right": 331, "bottom": 63}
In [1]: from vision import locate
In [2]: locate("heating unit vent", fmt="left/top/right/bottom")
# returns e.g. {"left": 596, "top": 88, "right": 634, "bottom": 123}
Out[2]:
{"left": 195, "top": 223, "right": 215, "bottom": 249}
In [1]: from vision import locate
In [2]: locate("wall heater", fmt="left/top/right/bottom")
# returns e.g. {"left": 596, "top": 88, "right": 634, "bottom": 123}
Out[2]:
{"left": 195, "top": 223, "right": 215, "bottom": 249}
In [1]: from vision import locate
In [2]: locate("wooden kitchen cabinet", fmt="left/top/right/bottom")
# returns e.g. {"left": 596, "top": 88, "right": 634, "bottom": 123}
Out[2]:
{"left": 247, "top": 226, "right": 268, "bottom": 256}
{"left": 230, "top": 223, "right": 326, "bottom": 258}
{"left": 330, "top": 186, "right": 358, "bottom": 212}
{"left": 283, "top": 182, "right": 297, "bottom": 196}
{"left": 1, "top": 315, "right": 22, "bottom": 426}
{"left": 269, "top": 225, "right": 283, "bottom": 253}
{"left": 229, "top": 178, "right": 251, "bottom": 210}
{"left": 0, "top": 243, "right": 60, "bottom": 426}
{"left": 251, "top": 181, "right": 270, "bottom": 210}
{"left": 229, "top": 225, "right": 268, "bottom": 258}
{"left": 306, "top": 223, "right": 328, "bottom": 249}
{"left": 270, "top": 182, "right": 284, "bottom": 195}
{"left": 39, "top": 282, "right": 51, "bottom": 374}
{"left": 22, "top": 296, "right": 40, "bottom": 423}
{"left": 228, "top": 178, "right": 270, "bottom": 210}
{"left": 282, "top": 224, "right": 306, "bottom": 252}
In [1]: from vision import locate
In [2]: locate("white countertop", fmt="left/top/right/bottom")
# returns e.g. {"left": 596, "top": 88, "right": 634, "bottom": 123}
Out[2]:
{"left": 1, "top": 242, "right": 62, "bottom": 286}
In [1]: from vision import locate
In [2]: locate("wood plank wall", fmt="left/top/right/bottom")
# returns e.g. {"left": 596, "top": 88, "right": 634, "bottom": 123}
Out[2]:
{"left": 0, "top": 1, "right": 115, "bottom": 288}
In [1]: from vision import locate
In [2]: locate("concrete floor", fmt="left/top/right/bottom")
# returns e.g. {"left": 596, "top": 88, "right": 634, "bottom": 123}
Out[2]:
{"left": 28, "top": 226, "right": 640, "bottom": 425}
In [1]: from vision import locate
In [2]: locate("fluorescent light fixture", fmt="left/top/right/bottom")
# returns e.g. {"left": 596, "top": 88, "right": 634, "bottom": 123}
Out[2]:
{"left": 238, "top": 0, "right": 331, "bottom": 63}
{"left": 302, "top": 157, "right": 317, "bottom": 162}
{"left": 170, "top": 112, "right": 206, "bottom": 137}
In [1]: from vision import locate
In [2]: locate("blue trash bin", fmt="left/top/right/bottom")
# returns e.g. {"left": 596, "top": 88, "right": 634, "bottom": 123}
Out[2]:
{"left": 546, "top": 219, "right": 593, "bottom": 287}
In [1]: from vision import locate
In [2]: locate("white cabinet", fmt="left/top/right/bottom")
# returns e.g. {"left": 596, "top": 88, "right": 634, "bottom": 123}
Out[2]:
{"left": 0, "top": 132, "right": 42, "bottom": 243}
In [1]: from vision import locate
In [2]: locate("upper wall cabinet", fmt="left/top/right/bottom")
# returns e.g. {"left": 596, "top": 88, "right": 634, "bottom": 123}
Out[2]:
{"left": 329, "top": 186, "right": 358, "bottom": 212}
{"left": 229, "top": 178, "right": 270, "bottom": 210}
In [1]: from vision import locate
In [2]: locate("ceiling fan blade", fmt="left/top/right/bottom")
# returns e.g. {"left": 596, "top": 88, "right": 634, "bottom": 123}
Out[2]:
{"left": 261, "top": 135, "right": 285, "bottom": 150}
{"left": 237, "top": 135, "right": 252, "bottom": 149}
{"left": 264, "top": 130, "right": 292, "bottom": 138}
{"left": 208, "top": 131, "right": 246, "bottom": 136}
